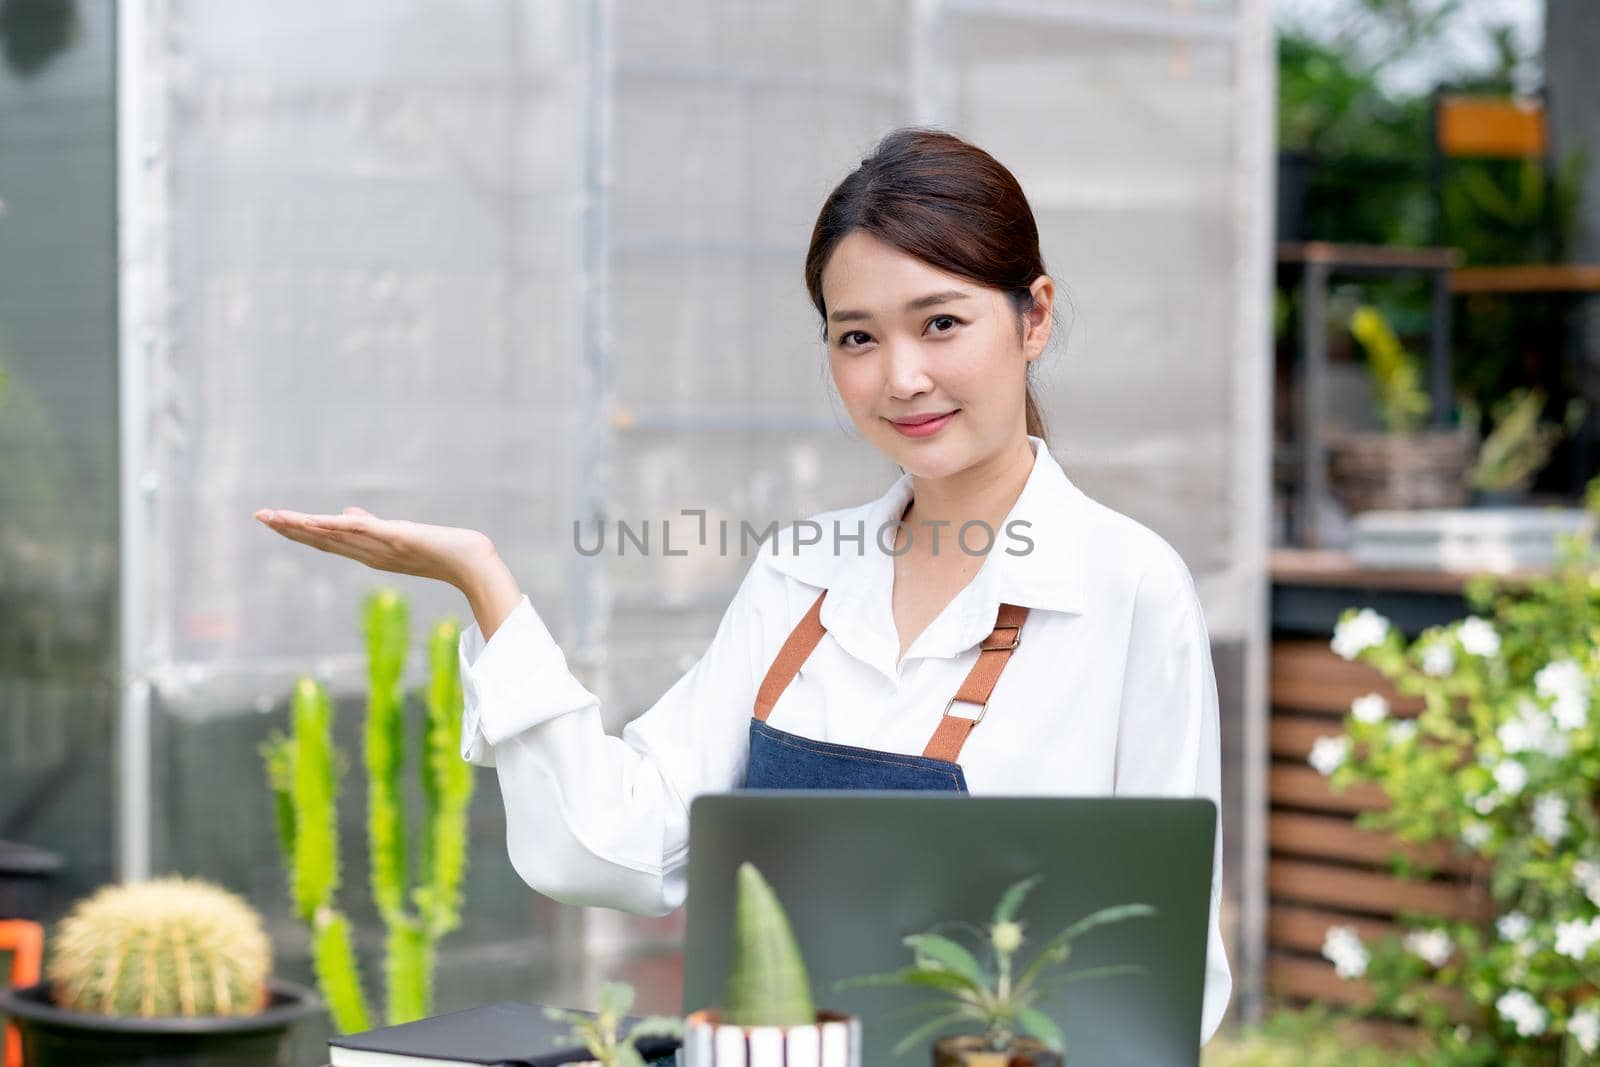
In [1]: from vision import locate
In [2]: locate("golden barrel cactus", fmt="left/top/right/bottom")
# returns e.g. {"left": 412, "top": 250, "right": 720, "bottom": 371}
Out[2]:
{"left": 46, "top": 876, "right": 272, "bottom": 1018}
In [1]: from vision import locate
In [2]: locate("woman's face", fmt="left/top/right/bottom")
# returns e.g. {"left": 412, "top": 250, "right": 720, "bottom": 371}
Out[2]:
{"left": 821, "top": 230, "right": 1052, "bottom": 479}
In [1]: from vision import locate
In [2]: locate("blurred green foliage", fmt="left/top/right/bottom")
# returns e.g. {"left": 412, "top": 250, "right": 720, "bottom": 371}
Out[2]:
{"left": 1202, "top": 1005, "right": 1426, "bottom": 1066}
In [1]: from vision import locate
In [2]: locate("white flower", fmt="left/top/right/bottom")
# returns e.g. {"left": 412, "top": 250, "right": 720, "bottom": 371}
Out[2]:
{"left": 1309, "top": 735, "right": 1350, "bottom": 776}
{"left": 1552, "top": 693, "right": 1588, "bottom": 732}
{"left": 1555, "top": 917, "right": 1600, "bottom": 960}
{"left": 1535, "top": 659, "right": 1590, "bottom": 731}
{"left": 1576, "top": 860, "right": 1600, "bottom": 908}
{"left": 1570, "top": 1007, "right": 1600, "bottom": 1056}
{"left": 1472, "top": 792, "right": 1500, "bottom": 815}
{"left": 1497, "top": 911, "right": 1532, "bottom": 942}
{"left": 1498, "top": 700, "right": 1569, "bottom": 759}
{"left": 1322, "top": 925, "right": 1369, "bottom": 979}
{"left": 1421, "top": 640, "right": 1455, "bottom": 677}
{"left": 1332, "top": 608, "right": 1390, "bottom": 660}
{"left": 1457, "top": 616, "right": 1501, "bottom": 657}
{"left": 1351, "top": 693, "right": 1390, "bottom": 724}
{"left": 1496, "top": 989, "right": 1548, "bottom": 1037}
{"left": 1497, "top": 989, "right": 1548, "bottom": 1037}
{"left": 1493, "top": 759, "right": 1528, "bottom": 796}
{"left": 1532, "top": 794, "right": 1569, "bottom": 845}
{"left": 1403, "top": 928, "right": 1454, "bottom": 967}
{"left": 1460, "top": 820, "right": 1492, "bottom": 848}
{"left": 1389, "top": 720, "right": 1418, "bottom": 744}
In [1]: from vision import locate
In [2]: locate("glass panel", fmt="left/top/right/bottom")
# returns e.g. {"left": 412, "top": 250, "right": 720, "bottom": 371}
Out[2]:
{"left": 0, "top": 0, "right": 119, "bottom": 919}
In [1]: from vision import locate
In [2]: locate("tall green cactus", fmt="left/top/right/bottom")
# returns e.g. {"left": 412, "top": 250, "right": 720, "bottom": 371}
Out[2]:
{"left": 261, "top": 587, "right": 476, "bottom": 1033}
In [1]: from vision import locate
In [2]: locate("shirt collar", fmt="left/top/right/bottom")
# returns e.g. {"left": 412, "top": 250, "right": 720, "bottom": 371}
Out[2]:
{"left": 765, "top": 435, "right": 1088, "bottom": 676}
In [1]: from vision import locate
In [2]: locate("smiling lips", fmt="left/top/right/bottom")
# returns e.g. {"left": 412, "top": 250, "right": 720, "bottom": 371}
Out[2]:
{"left": 888, "top": 409, "right": 958, "bottom": 437}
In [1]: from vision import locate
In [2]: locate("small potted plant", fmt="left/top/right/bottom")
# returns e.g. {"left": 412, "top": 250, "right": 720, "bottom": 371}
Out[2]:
{"left": 833, "top": 875, "right": 1155, "bottom": 1066}
{"left": 1325, "top": 304, "right": 1477, "bottom": 514}
{"left": 0, "top": 875, "right": 320, "bottom": 1067}
{"left": 683, "top": 862, "right": 861, "bottom": 1066}
{"left": 544, "top": 981, "right": 683, "bottom": 1066}
{"left": 1464, "top": 387, "right": 1587, "bottom": 506}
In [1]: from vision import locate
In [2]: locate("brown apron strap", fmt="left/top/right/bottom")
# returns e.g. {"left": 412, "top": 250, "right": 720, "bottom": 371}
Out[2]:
{"left": 753, "top": 590, "right": 1029, "bottom": 767}
{"left": 921, "top": 603, "right": 1029, "bottom": 763}
{"left": 753, "top": 589, "right": 829, "bottom": 721}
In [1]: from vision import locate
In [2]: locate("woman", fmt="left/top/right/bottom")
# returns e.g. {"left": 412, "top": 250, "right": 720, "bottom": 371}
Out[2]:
{"left": 255, "top": 127, "right": 1232, "bottom": 1043}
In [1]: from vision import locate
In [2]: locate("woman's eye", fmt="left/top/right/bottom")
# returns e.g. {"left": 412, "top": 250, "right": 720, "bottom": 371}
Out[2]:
{"left": 838, "top": 316, "right": 961, "bottom": 349}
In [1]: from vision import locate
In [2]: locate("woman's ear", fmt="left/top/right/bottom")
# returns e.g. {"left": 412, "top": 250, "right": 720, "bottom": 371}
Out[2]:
{"left": 1023, "top": 276, "right": 1054, "bottom": 359}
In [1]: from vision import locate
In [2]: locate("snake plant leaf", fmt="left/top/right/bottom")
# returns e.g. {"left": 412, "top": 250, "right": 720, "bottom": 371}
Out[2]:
{"left": 1016, "top": 1006, "right": 1065, "bottom": 1053}
{"left": 721, "top": 863, "right": 816, "bottom": 1027}
{"left": 1014, "top": 904, "right": 1157, "bottom": 996}
{"left": 992, "top": 875, "right": 1042, "bottom": 927}
{"left": 832, "top": 966, "right": 983, "bottom": 996}
{"left": 903, "top": 933, "right": 990, "bottom": 988}
{"left": 1049, "top": 902, "right": 1157, "bottom": 945}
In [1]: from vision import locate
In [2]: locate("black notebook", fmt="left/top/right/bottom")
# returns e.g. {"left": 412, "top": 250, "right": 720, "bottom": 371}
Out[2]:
{"left": 326, "top": 1001, "right": 681, "bottom": 1067}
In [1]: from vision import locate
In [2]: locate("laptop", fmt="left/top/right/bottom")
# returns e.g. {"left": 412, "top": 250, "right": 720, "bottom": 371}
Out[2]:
{"left": 682, "top": 793, "right": 1216, "bottom": 1067}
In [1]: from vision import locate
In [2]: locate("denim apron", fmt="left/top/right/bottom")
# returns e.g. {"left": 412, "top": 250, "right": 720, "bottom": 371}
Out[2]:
{"left": 742, "top": 589, "right": 1029, "bottom": 792}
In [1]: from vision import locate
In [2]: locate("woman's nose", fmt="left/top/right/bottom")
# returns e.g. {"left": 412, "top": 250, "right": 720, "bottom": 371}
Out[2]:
{"left": 883, "top": 339, "right": 933, "bottom": 397}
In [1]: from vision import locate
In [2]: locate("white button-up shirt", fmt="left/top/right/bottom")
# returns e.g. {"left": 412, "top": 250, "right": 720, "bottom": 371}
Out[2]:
{"left": 460, "top": 435, "right": 1232, "bottom": 1042}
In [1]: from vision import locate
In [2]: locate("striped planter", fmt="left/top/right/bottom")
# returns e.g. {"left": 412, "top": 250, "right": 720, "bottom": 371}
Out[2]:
{"left": 681, "top": 1009, "right": 861, "bottom": 1066}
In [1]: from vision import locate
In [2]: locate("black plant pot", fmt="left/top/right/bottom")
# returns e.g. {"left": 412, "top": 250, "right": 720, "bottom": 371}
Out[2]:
{"left": 0, "top": 979, "right": 321, "bottom": 1067}
{"left": 0, "top": 839, "right": 63, "bottom": 920}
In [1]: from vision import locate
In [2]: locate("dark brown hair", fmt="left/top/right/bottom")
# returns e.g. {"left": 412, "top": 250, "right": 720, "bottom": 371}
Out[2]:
{"left": 803, "top": 126, "right": 1057, "bottom": 444}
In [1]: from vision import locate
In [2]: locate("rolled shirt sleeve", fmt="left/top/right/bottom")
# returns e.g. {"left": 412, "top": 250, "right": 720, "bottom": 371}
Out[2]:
{"left": 1112, "top": 546, "right": 1234, "bottom": 1046}
{"left": 457, "top": 558, "right": 774, "bottom": 916}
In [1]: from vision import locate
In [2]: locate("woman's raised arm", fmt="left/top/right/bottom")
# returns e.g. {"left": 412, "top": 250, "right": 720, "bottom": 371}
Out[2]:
{"left": 253, "top": 502, "right": 774, "bottom": 917}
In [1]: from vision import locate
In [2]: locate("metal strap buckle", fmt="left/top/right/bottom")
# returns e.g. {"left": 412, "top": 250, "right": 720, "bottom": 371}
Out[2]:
{"left": 943, "top": 696, "right": 988, "bottom": 725}
{"left": 979, "top": 624, "right": 1021, "bottom": 652}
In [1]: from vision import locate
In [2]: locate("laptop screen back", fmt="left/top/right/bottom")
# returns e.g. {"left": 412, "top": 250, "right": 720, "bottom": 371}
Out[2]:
{"left": 683, "top": 792, "right": 1215, "bottom": 1067}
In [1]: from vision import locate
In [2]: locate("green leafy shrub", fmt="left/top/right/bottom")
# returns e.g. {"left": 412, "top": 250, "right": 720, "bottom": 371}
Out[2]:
{"left": 1313, "top": 489, "right": 1600, "bottom": 1063}
{"left": 1202, "top": 1006, "right": 1422, "bottom": 1066}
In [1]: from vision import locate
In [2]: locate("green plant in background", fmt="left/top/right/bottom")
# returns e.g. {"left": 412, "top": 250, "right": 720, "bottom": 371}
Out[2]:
{"left": 544, "top": 982, "right": 683, "bottom": 1067}
{"left": 1314, "top": 487, "right": 1600, "bottom": 1064}
{"left": 1274, "top": 4, "right": 1589, "bottom": 466}
{"left": 47, "top": 876, "right": 272, "bottom": 1018}
{"left": 722, "top": 862, "right": 816, "bottom": 1027}
{"left": 1464, "top": 388, "right": 1588, "bottom": 494}
{"left": 261, "top": 588, "right": 474, "bottom": 1033}
{"left": 1349, "top": 304, "right": 1432, "bottom": 433}
{"left": 834, "top": 874, "right": 1154, "bottom": 1058}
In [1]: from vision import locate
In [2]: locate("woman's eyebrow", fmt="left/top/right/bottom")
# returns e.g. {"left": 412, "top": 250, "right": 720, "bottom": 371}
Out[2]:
{"left": 829, "top": 290, "right": 973, "bottom": 324}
